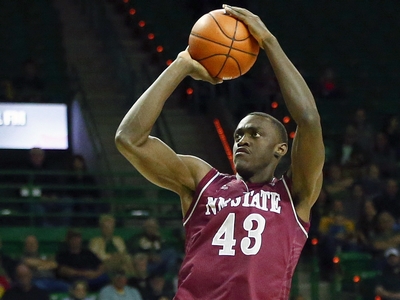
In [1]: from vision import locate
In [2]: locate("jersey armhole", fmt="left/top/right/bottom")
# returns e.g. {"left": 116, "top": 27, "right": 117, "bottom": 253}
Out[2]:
{"left": 183, "top": 168, "right": 219, "bottom": 226}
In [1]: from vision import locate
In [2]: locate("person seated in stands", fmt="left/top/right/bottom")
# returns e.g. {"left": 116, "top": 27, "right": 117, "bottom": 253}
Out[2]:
{"left": 324, "top": 163, "right": 354, "bottom": 202}
{"left": 63, "top": 280, "right": 96, "bottom": 300}
{"left": 317, "top": 199, "right": 358, "bottom": 281}
{"left": 346, "top": 107, "right": 376, "bottom": 157}
{"left": 2, "top": 263, "right": 49, "bottom": 300}
{"left": 370, "top": 132, "right": 398, "bottom": 179}
{"left": 98, "top": 269, "right": 142, "bottom": 300}
{"left": 89, "top": 214, "right": 132, "bottom": 273}
{"left": 0, "top": 256, "right": 11, "bottom": 298}
{"left": 127, "top": 253, "right": 150, "bottom": 296}
{"left": 374, "top": 178, "right": 400, "bottom": 223}
{"left": 370, "top": 211, "right": 400, "bottom": 259}
{"left": 0, "top": 238, "right": 19, "bottom": 284}
{"left": 375, "top": 248, "right": 400, "bottom": 300}
{"left": 356, "top": 199, "right": 380, "bottom": 253}
{"left": 12, "top": 58, "right": 45, "bottom": 103}
{"left": 358, "top": 163, "right": 384, "bottom": 200}
{"left": 142, "top": 272, "right": 174, "bottom": 300}
{"left": 56, "top": 229, "right": 109, "bottom": 292}
{"left": 333, "top": 125, "right": 369, "bottom": 179}
{"left": 20, "top": 147, "right": 72, "bottom": 226}
{"left": 314, "top": 67, "right": 345, "bottom": 100}
{"left": 66, "top": 154, "right": 102, "bottom": 226}
{"left": 21, "top": 235, "right": 70, "bottom": 293}
{"left": 127, "top": 218, "right": 179, "bottom": 278}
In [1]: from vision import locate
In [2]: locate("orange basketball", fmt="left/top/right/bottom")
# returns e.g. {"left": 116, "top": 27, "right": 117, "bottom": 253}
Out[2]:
{"left": 188, "top": 9, "right": 259, "bottom": 80}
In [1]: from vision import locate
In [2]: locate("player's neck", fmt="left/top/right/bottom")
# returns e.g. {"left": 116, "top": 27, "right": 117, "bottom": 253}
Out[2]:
{"left": 236, "top": 171, "right": 275, "bottom": 184}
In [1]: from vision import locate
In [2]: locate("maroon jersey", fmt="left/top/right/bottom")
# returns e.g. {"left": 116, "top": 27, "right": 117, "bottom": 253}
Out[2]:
{"left": 174, "top": 168, "right": 310, "bottom": 300}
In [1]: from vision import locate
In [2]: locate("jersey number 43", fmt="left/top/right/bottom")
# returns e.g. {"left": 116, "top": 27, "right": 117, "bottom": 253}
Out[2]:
{"left": 212, "top": 213, "right": 266, "bottom": 256}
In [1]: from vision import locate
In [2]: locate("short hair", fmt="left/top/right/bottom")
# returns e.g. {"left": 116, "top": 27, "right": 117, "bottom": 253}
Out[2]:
{"left": 99, "top": 214, "right": 115, "bottom": 225}
{"left": 65, "top": 229, "right": 82, "bottom": 241}
{"left": 247, "top": 112, "right": 288, "bottom": 144}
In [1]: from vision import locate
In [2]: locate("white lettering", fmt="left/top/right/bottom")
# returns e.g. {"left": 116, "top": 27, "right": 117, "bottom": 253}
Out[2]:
{"left": 260, "top": 191, "right": 269, "bottom": 211}
{"left": 204, "top": 190, "right": 283, "bottom": 215}
{"left": 249, "top": 193, "right": 261, "bottom": 209}
{"left": 231, "top": 196, "right": 241, "bottom": 207}
{"left": 242, "top": 191, "right": 253, "bottom": 207}
{"left": 270, "top": 193, "right": 282, "bottom": 213}
{"left": 205, "top": 197, "right": 218, "bottom": 215}
{"left": 0, "top": 110, "right": 27, "bottom": 126}
{"left": 218, "top": 197, "right": 231, "bottom": 210}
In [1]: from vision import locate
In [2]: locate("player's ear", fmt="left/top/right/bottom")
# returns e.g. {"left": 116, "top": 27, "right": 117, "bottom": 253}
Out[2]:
{"left": 274, "top": 143, "right": 288, "bottom": 158}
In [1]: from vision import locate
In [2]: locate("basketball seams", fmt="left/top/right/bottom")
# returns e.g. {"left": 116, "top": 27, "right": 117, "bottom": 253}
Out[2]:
{"left": 208, "top": 13, "right": 251, "bottom": 41}
{"left": 189, "top": 34, "right": 258, "bottom": 56}
{"left": 215, "top": 19, "right": 238, "bottom": 77}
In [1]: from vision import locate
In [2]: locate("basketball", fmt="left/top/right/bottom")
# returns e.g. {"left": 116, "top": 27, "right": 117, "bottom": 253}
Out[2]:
{"left": 188, "top": 9, "right": 259, "bottom": 80}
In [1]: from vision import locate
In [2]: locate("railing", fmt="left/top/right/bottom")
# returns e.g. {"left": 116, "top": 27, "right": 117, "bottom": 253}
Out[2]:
{"left": 0, "top": 169, "right": 182, "bottom": 228}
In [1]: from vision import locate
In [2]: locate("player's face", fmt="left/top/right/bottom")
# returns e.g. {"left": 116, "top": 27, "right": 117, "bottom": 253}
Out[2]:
{"left": 233, "top": 115, "right": 282, "bottom": 179}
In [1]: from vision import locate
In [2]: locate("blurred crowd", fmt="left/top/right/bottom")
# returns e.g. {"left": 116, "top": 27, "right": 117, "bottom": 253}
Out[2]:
{"left": 0, "top": 215, "right": 183, "bottom": 300}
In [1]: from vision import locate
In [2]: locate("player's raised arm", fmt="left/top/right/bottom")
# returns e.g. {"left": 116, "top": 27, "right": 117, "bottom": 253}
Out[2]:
{"left": 224, "top": 5, "right": 324, "bottom": 220}
{"left": 115, "top": 50, "right": 220, "bottom": 212}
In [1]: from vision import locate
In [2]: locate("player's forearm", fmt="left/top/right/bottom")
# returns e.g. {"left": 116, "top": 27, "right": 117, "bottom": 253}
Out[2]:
{"left": 115, "top": 58, "right": 191, "bottom": 148}
{"left": 262, "top": 36, "right": 319, "bottom": 125}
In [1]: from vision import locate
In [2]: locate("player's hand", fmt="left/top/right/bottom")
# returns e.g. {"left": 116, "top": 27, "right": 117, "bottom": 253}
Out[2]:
{"left": 177, "top": 48, "right": 223, "bottom": 85}
{"left": 223, "top": 4, "right": 273, "bottom": 49}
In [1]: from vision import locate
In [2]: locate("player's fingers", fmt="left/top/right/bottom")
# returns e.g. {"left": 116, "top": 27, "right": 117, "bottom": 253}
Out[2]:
{"left": 223, "top": 4, "right": 252, "bottom": 18}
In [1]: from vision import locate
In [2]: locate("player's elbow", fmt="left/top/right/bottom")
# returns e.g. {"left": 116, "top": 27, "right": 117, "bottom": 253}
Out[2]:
{"left": 115, "top": 128, "right": 132, "bottom": 153}
{"left": 297, "top": 110, "right": 321, "bottom": 128}
{"left": 115, "top": 127, "right": 146, "bottom": 155}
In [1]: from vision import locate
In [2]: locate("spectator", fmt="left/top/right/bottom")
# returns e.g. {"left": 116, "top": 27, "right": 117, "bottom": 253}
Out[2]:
{"left": 324, "top": 163, "right": 353, "bottom": 202}
{"left": 56, "top": 229, "right": 109, "bottom": 291}
{"left": 89, "top": 215, "right": 132, "bottom": 273}
{"left": 12, "top": 58, "right": 45, "bottom": 103}
{"left": 127, "top": 218, "right": 179, "bottom": 277}
{"left": 315, "top": 67, "right": 344, "bottom": 99}
{"left": 344, "top": 183, "right": 367, "bottom": 221}
{"left": 20, "top": 147, "right": 71, "bottom": 226}
{"left": 66, "top": 154, "right": 102, "bottom": 226}
{"left": 356, "top": 199, "right": 379, "bottom": 253}
{"left": 370, "top": 132, "right": 398, "bottom": 179}
{"left": 2, "top": 263, "right": 49, "bottom": 300}
{"left": 21, "top": 235, "right": 70, "bottom": 293}
{"left": 0, "top": 238, "right": 18, "bottom": 282}
{"left": 98, "top": 269, "right": 142, "bottom": 300}
{"left": 375, "top": 247, "right": 400, "bottom": 300}
{"left": 348, "top": 107, "right": 376, "bottom": 156}
{"left": 0, "top": 265, "right": 11, "bottom": 298}
{"left": 359, "top": 163, "right": 384, "bottom": 199}
{"left": 62, "top": 280, "right": 96, "bottom": 300}
{"left": 128, "top": 253, "right": 150, "bottom": 296}
{"left": 142, "top": 272, "right": 174, "bottom": 300}
{"left": 309, "top": 187, "right": 332, "bottom": 240}
{"left": 374, "top": 179, "right": 400, "bottom": 223}
{"left": 382, "top": 114, "right": 400, "bottom": 160}
{"left": 318, "top": 199, "right": 358, "bottom": 280}
{"left": 370, "top": 212, "right": 400, "bottom": 258}
{"left": 333, "top": 125, "right": 369, "bottom": 179}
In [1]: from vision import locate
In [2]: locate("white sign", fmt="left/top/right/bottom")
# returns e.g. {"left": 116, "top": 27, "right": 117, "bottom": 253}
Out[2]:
{"left": 0, "top": 103, "right": 69, "bottom": 149}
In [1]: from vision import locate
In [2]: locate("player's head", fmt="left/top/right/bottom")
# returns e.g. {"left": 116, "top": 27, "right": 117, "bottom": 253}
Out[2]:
{"left": 233, "top": 112, "right": 288, "bottom": 180}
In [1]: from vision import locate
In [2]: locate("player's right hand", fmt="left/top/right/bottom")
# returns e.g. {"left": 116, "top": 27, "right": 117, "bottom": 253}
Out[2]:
{"left": 177, "top": 48, "right": 223, "bottom": 85}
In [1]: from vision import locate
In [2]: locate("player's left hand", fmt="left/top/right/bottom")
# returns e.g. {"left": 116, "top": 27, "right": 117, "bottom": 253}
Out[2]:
{"left": 223, "top": 4, "right": 273, "bottom": 49}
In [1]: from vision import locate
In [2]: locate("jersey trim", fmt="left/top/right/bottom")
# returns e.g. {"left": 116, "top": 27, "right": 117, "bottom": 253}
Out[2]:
{"left": 282, "top": 176, "right": 308, "bottom": 237}
{"left": 183, "top": 171, "right": 220, "bottom": 226}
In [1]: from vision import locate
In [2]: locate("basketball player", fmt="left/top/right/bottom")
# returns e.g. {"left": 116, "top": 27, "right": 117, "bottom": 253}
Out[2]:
{"left": 115, "top": 5, "right": 324, "bottom": 300}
